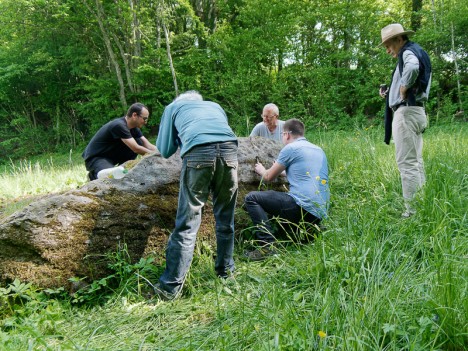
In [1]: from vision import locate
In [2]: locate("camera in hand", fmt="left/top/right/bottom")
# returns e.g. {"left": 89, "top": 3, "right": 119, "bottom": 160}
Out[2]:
{"left": 380, "top": 84, "right": 388, "bottom": 96}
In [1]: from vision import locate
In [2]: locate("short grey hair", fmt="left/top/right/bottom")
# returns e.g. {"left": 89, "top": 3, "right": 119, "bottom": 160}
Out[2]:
{"left": 174, "top": 90, "right": 203, "bottom": 102}
{"left": 263, "top": 103, "right": 279, "bottom": 116}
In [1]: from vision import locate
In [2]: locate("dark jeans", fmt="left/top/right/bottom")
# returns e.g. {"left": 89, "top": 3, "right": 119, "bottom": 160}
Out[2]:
{"left": 159, "top": 141, "right": 238, "bottom": 295}
{"left": 244, "top": 190, "right": 320, "bottom": 244}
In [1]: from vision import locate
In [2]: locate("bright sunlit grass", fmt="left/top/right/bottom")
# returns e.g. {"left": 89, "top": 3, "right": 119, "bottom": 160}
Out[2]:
{"left": 0, "top": 151, "right": 87, "bottom": 219}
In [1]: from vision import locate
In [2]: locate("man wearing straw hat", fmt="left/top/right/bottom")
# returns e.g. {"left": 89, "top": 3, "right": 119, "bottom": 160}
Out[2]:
{"left": 379, "top": 23, "right": 432, "bottom": 218}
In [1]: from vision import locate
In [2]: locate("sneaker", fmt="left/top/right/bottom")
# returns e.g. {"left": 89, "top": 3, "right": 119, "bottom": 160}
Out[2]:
{"left": 244, "top": 247, "right": 277, "bottom": 261}
{"left": 153, "top": 283, "right": 178, "bottom": 301}
{"left": 401, "top": 210, "right": 416, "bottom": 218}
{"left": 217, "top": 270, "right": 235, "bottom": 279}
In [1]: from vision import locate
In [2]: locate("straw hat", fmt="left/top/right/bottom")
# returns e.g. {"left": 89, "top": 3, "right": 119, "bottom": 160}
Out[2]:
{"left": 380, "top": 23, "right": 414, "bottom": 45}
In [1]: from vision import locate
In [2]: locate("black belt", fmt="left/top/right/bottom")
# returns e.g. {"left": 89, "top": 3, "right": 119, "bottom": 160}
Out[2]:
{"left": 392, "top": 101, "right": 424, "bottom": 112}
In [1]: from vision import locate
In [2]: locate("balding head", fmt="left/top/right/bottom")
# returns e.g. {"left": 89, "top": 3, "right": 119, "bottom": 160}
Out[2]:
{"left": 261, "top": 103, "right": 280, "bottom": 131}
{"left": 263, "top": 103, "right": 279, "bottom": 117}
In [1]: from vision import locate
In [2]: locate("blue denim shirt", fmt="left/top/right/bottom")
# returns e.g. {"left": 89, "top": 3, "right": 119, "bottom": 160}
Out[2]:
{"left": 276, "top": 137, "right": 330, "bottom": 219}
{"left": 156, "top": 100, "right": 237, "bottom": 158}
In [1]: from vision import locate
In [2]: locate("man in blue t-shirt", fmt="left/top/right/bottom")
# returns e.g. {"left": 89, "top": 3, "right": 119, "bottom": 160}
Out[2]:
{"left": 153, "top": 90, "right": 238, "bottom": 300}
{"left": 244, "top": 118, "right": 330, "bottom": 261}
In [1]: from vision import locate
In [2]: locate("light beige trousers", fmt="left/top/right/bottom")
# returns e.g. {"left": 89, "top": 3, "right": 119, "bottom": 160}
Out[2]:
{"left": 392, "top": 106, "right": 427, "bottom": 210}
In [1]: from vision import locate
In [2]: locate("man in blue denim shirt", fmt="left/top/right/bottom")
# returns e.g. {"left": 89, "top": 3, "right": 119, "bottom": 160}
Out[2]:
{"left": 244, "top": 119, "right": 329, "bottom": 261}
{"left": 154, "top": 91, "right": 238, "bottom": 300}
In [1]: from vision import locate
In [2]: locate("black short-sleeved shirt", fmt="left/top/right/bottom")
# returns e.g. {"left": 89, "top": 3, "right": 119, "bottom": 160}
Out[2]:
{"left": 82, "top": 117, "right": 143, "bottom": 168}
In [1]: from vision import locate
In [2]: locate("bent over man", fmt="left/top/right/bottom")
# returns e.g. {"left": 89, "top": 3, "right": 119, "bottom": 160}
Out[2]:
{"left": 380, "top": 23, "right": 431, "bottom": 218}
{"left": 82, "top": 102, "right": 156, "bottom": 180}
{"left": 154, "top": 91, "right": 238, "bottom": 300}
{"left": 244, "top": 119, "right": 330, "bottom": 261}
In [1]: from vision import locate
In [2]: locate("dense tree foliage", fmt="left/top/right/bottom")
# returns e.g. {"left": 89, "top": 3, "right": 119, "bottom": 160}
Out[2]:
{"left": 0, "top": 0, "right": 466, "bottom": 159}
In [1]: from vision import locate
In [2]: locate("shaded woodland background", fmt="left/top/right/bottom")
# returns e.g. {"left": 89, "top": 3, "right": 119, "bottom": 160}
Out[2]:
{"left": 0, "top": 0, "right": 466, "bottom": 160}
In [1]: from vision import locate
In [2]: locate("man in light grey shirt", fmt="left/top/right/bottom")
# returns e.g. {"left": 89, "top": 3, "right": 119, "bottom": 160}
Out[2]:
{"left": 386, "top": 50, "right": 431, "bottom": 108}
{"left": 250, "top": 103, "right": 285, "bottom": 141}
{"left": 379, "top": 23, "right": 432, "bottom": 218}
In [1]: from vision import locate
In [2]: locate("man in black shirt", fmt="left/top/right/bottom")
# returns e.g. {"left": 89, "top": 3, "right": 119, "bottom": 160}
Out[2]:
{"left": 82, "top": 102, "right": 157, "bottom": 180}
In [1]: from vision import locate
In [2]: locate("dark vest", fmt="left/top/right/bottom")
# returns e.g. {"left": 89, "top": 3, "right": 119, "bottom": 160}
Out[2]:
{"left": 384, "top": 41, "right": 432, "bottom": 144}
{"left": 397, "top": 41, "right": 432, "bottom": 105}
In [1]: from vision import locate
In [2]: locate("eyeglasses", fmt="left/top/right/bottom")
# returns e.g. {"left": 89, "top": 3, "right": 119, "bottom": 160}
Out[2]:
{"left": 138, "top": 115, "right": 149, "bottom": 122}
{"left": 282, "top": 131, "right": 292, "bottom": 135}
{"left": 261, "top": 114, "right": 278, "bottom": 120}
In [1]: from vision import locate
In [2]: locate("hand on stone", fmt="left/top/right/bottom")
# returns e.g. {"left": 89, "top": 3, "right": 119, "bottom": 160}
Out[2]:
{"left": 255, "top": 162, "right": 266, "bottom": 176}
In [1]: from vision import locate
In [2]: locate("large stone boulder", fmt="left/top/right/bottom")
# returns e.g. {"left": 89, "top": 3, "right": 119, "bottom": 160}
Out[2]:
{"left": 0, "top": 137, "right": 285, "bottom": 289}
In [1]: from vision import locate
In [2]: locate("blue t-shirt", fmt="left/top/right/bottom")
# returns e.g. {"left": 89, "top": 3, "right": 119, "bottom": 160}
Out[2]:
{"left": 157, "top": 100, "right": 237, "bottom": 158}
{"left": 276, "top": 137, "right": 329, "bottom": 219}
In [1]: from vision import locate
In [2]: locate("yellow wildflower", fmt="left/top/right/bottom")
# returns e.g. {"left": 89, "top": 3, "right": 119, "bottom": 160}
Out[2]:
{"left": 321, "top": 179, "right": 327, "bottom": 185}
{"left": 315, "top": 176, "right": 320, "bottom": 180}
{"left": 318, "top": 330, "right": 327, "bottom": 338}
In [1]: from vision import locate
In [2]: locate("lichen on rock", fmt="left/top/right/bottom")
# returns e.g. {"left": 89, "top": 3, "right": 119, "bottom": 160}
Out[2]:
{"left": 0, "top": 137, "right": 286, "bottom": 289}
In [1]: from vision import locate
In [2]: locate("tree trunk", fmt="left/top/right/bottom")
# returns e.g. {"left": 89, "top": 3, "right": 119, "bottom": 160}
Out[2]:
{"left": 130, "top": 0, "right": 142, "bottom": 59}
{"left": 156, "top": 18, "right": 162, "bottom": 67}
{"left": 153, "top": 1, "right": 163, "bottom": 67}
{"left": 163, "top": 21, "right": 179, "bottom": 96}
{"left": 411, "top": 0, "right": 423, "bottom": 30}
{"left": 430, "top": 0, "right": 439, "bottom": 55}
{"left": 277, "top": 48, "right": 283, "bottom": 72}
{"left": 111, "top": 32, "right": 135, "bottom": 94}
{"left": 55, "top": 105, "right": 61, "bottom": 146}
{"left": 28, "top": 95, "right": 37, "bottom": 129}
{"left": 157, "top": 0, "right": 179, "bottom": 96}
{"left": 430, "top": 0, "right": 442, "bottom": 118}
{"left": 129, "top": 0, "right": 141, "bottom": 93}
{"left": 450, "top": 22, "right": 463, "bottom": 113}
{"left": 83, "top": 0, "right": 127, "bottom": 109}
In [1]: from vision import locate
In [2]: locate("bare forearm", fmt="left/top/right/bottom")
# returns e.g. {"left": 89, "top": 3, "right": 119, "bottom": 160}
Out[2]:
{"left": 134, "top": 146, "right": 155, "bottom": 155}
{"left": 400, "top": 85, "right": 408, "bottom": 100}
{"left": 260, "top": 169, "right": 272, "bottom": 182}
{"left": 255, "top": 162, "right": 284, "bottom": 182}
{"left": 141, "top": 138, "right": 157, "bottom": 151}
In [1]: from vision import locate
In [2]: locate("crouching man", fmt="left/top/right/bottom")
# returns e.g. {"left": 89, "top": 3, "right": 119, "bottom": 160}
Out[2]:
{"left": 82, "top": 102, "right": 156, "bottom": 180}
{"left": 244, "top": 119, "right": 330, "bottom": 261}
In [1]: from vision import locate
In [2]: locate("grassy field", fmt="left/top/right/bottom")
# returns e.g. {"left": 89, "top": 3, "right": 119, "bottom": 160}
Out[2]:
{"left": 0, "top": 150, "right": 88, "bottom": 219}
{"left": 0, "top": 124, "right": 466, "bottom": 350}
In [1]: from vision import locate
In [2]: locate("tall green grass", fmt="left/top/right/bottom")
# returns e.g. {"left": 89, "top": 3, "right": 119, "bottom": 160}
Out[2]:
{"left": 0, "top": 124, "right": 466, "bottom": 350}
{"left": 0, "top": 151, "right": 87, "bottom": 219}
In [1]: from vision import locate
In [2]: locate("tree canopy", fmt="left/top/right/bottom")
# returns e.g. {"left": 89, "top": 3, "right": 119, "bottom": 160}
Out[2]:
{"left": 0, "top": 0, "right": 466, "bottom": 159}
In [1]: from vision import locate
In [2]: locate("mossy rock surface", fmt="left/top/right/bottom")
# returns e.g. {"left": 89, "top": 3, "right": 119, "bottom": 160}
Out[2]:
{"left": 0, "top": 137, "right": 286, "bottom": 289}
